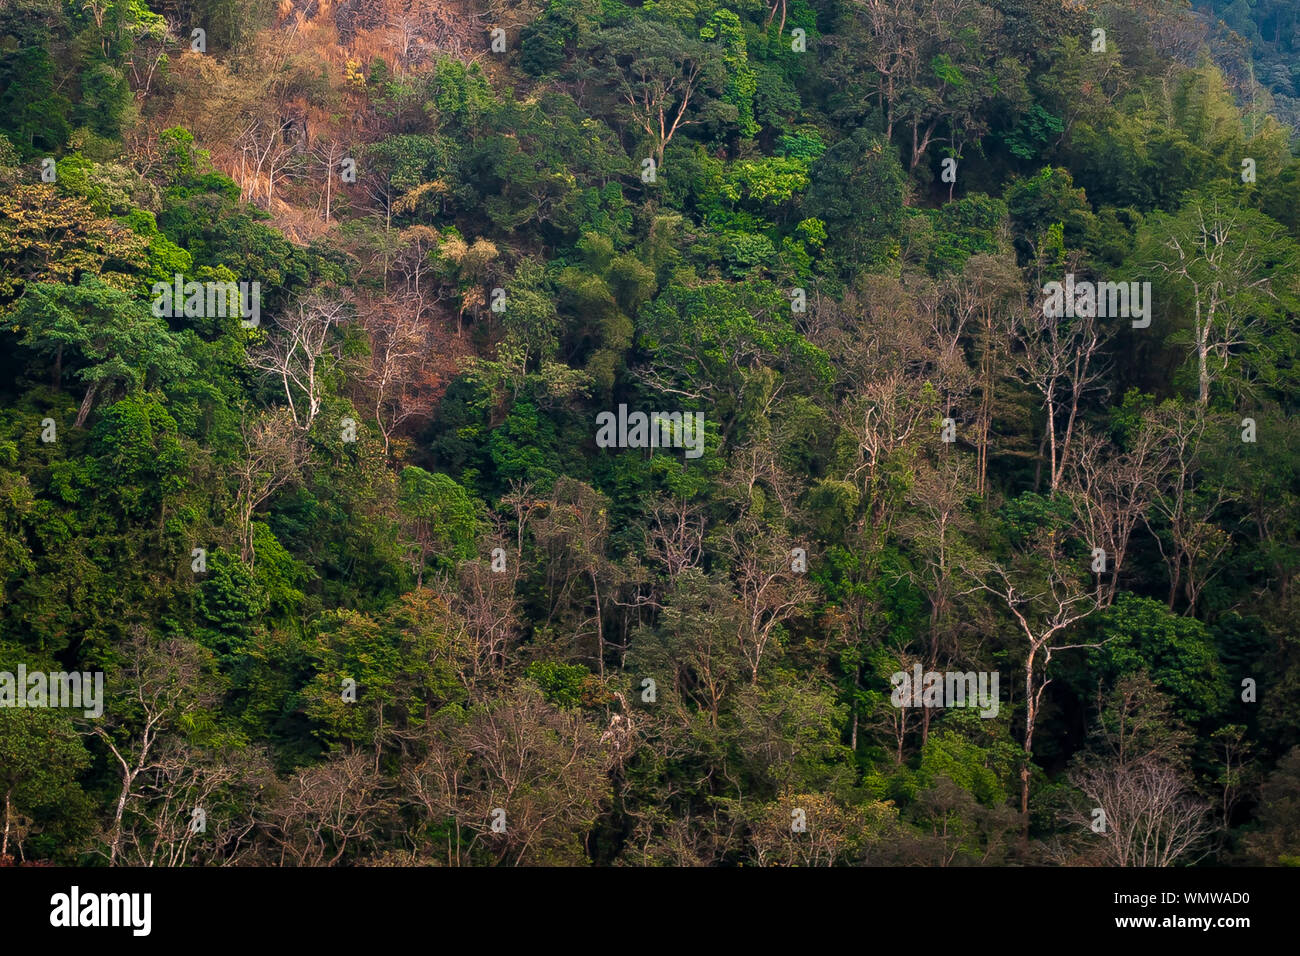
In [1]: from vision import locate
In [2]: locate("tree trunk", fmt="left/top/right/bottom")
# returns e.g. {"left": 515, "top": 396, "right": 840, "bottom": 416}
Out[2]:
{"left": 1197, "top": 305, "right": 1211, "bottom": 406}
{"left": 1198, "top": 345, "right": 1210, "bottom": 406}
{"left": 1046, "top": 392, "right": 1059, "bottom": 494}
{"left": 1021, "top": 654, "right": 1038, "bottom": 844}
{"left": 74, "top": 380, "right": 99, "bottom": 428}
{"left": 108, "top": 769, "right": 133, "bottom": 866}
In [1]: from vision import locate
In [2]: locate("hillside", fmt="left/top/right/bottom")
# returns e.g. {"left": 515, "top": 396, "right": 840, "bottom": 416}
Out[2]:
{"left": 1, "top": 0, "right": 1299, "bottom": 867}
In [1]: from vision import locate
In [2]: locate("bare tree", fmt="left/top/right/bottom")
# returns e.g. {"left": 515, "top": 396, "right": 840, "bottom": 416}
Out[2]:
{"left": 838, "top": 372, "right": 937, "bottom": 530}
{"left": 1145, "top": 191, "right": 1296, "bottom": 406}
{"left": 236, "top": 117, "right": 296, "bottom": 209}
{"left": 645, "top": 494, "right": 706, "bottom": 582}
{"left": 264, "top": 750, "right": 394, "bottom": 866}
{"left": 862, "top": 655, "right": 920, "bottom": 765}
{"left": 311, "top": 138, "right": 349, "bottom": 223}
{"left": 231, "top": 407, "right": 307, "bottom": 566}
{"left": 962, "top": 254, "right": 1023, "bottom": 497}
{"left": 386, "top": 7, "right": 427, "bottom": 74}
{"left": 714, "top": 520, "right": 815, "bottom": 684}
{"left": 1142, "top": 404, "right": 1234, "bottom": 612}
{"left": 627, "top": 568, "right": 747, "bottom": 730}
{"left": 249, "top": 293, "right": 349, "bottom": 431}
{"left": 354, "top": 295, "right": 441, "bottom": 456}
{"left": 531, "top": 478, "right": 623, "bottom": 677}
{"left": 90, "top": 634, "right": 221, "bottom": 866}
{"left": 841, "top": 0, "right": 919, "bottom": 142}
{"left": 1067, "top": 756, "right": 1214, "bottom": 865}
{"left": 434, "top": 547, "right": 523, "bottom": 687}
{"left": 1056, "top": 665, "right": 1213, "bottom": 866}
{"left": 966, "top": 532, "right": 1106, "bottom": 839}
{"left": 1012, "top": 297, "right": 1111, "bottom": 494}
{"left": 392, "top": 225, "right": 445, "bottom": 302}
{"left": 1066, "top": 420, "right": 1170, "bottom": 605}
{"left": 924, "top": 274, "right": 979, "bottom": 427}
{"left": 722, "top": 427, "right": 803, "bottom": 519}
{"left": 117, "top": 741, "right": 271, "bottom": 867}
{"left": 402, "top": 683, "right": 611, "bottom": 866}
{"left": 1210, "top": 725, "right": 1253, "bottom": 833}
{"left": 896, "top": 455, "right": 980, "bottom": 743}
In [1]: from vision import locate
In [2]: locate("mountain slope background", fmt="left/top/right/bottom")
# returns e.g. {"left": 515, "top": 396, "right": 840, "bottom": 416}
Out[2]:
{"left": 1, "top": 0, "right": 1299, "bottom": 866}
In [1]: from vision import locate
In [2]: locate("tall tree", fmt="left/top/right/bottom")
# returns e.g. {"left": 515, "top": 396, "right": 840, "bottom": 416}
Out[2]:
{"left": 1140, "top": 187, "right": 1300, "bottom": 406}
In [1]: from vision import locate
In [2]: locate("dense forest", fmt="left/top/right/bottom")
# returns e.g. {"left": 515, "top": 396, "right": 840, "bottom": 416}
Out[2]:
{"left": 0, "top": 0, "right": 1298, "bottom": 867}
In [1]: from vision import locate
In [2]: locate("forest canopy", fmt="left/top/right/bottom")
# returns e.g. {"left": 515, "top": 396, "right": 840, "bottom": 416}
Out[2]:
{"left": 0, "top": 0, "right": 1298, "bottom": 867}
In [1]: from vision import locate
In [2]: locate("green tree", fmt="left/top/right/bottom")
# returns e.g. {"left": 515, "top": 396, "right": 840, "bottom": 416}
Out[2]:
{"left": 805, "top": 130, "right": 905, "bottom": 272}
{"left": 11, "top": 277, "right": 195, "bottom": 427}
{"left": 0, "top": 709, "right": 89, "bottom": 860}
{"left": 397, "top": 467, "right": 484, "bottom": 586}
{"left": 1093, "top": 593, "right": 1229, "bottom": 728}
{"left": 700, "top": 10, "right": 759, "bottom": 138}
{"left": 587, "top": 18, "right": 737, "bottom": 168}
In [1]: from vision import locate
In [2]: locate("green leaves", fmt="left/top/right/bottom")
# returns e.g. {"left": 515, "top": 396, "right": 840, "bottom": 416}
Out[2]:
{"left": 303, "top": 590, "right": 471, "bottom": 747}
{"left": 701, "top": 10, "right": 759, "bottom": 137}
{"left": 12, "top": 276, "right": 195, "bottom": 426}
{"left": 0, "top": 184, "right": 148, "bottom": 303}
{"left": 586, "top": 17, "right": 737, "bottom": 166}
{"left": 1095, "top": 594, "right": 1230, "bottom": 728}
{"left": 0, "top": 708, "right": 90, "bottom": 851}
{"left": 1137, "top": 185, "right": 1300, "bottom": 406}
{"left": 397, "top": 466, "right": 484, "bottom": 577}
{"left": 635, "top": 280, "right": 831, "bottom": 407}
{"left": 805, "top": 130, "right": 905, "bottom": 273}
